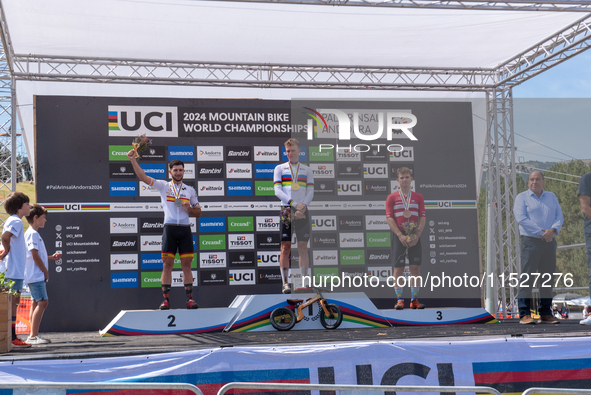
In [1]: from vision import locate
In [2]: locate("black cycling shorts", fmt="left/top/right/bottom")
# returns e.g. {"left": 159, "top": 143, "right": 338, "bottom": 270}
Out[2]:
{"left": 280, "top": 207, "right": 311, "bottom": 243}
{"left": 393, "top": 236, "right": 422, "bottom": 268}
{"left": 162, "top": 224, "right": 194, "bottom": 259}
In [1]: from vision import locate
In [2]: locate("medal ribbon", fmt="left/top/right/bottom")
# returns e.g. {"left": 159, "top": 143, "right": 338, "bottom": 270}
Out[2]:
{"left": 289, "top": 162, "right": 300, "bottom": 186}
{"left": 171, "top": 181, "right": 182, "bottom": 201}
{"left": 400, "top": 189, "right": 412, "bottom": 212}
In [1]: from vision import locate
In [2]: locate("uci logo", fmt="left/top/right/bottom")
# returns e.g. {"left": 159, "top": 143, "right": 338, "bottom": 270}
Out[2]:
{"left": 64, "top": 204, "right": 81, "bottom": 211}
{"left": 304, "top": 108, "right": 417, "bottom": 141}
{"left": 233, "top": 272, "right": 253, "bottom": 281}
{"left": 108, "top": 106, "right": 178, "bottom": 137}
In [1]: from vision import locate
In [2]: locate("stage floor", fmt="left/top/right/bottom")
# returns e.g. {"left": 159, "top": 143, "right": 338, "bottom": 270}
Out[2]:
{"left": 2, "top": 318, "right": 591, "bottom": 361}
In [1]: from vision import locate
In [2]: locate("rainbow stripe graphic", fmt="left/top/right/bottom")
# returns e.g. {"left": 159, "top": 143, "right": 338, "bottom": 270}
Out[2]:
{"left": 303, "top": 107, "right": 329, "bottom": 134}
{"left": 108, "top": 111, "right": 119, "bottom": 131}
{"left": 473, "top": 358, "right": 591, "bottom": 395}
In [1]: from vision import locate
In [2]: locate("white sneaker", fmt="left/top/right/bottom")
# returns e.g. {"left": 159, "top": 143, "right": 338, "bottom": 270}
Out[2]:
{"left": 579, "top": 316, "right": 591, "bottom": 325}
{"left": 26, "top": 335, "right": 51, "bottom": 344}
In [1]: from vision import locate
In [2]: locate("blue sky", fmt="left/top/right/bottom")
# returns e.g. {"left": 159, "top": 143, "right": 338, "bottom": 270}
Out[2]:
{"left": 512, "top": 50, "right": 591, "bottom": 162}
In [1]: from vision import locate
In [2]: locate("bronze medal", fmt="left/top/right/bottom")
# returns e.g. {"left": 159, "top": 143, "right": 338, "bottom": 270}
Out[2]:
{"left": 403, "top": 209, "right": 411, "bottom": 218}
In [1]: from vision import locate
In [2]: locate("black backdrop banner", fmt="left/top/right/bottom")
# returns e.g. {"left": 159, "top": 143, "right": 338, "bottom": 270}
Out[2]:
{"left": 35, "top": 96, "right": 480, "bottom": 332}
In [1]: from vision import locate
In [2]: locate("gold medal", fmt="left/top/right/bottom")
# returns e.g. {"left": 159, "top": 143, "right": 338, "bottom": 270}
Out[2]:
{"left": 291, "top": 183, "right": 300, "bottom": 191}
{"left": 403, "top": 209, "right": 411, "bottom": 218}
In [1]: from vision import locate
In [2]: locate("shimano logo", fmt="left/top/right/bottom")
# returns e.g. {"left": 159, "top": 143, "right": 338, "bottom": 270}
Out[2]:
{"left": 170, "top": 151, "right": 192, "bottom": 156}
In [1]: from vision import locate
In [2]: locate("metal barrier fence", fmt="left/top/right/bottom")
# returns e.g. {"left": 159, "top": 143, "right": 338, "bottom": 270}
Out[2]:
{"left": 217, "top": 383, "right": 502, "bottom": 395}
{"left": 0, "top": 382, "right": 203, "bottom": 394}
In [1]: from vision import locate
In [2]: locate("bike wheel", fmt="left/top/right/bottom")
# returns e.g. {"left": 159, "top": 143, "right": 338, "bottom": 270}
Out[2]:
{"left": 270, "top": 307, "right": 296, "bottom": 331}
{"left": 320, "top": 304, "right": 343, "bottom": 330}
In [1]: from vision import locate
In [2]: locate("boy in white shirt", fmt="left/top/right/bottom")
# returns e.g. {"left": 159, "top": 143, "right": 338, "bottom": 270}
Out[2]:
{"left": 0, "top": 192, "right": 31, "bottom": 347}
{"left": 24, "top": 204, "right": 61, "bottom": 344}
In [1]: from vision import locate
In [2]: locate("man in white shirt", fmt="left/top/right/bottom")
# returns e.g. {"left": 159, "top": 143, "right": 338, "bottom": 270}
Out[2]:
{"left": 273, "top": 139, "right": 314, "bottom": 293}
{"left": 128, "top": 150, "right": 201, "bottom": 309}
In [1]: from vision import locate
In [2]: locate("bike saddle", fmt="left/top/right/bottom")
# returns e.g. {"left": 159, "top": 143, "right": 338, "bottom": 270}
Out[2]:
{"left": 287, "top": 298, "right": 303, "bottom": 305}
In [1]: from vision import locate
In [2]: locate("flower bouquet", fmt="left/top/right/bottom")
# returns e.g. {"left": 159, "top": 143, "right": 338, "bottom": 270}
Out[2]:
{"left": 131, "top": 134, "right": 152, "bottom": 159}
{"left": 280, "top": 206, "right": 292, "bottom": 226}
{"left": 403, "top": 221, "right": 419, "bottom": 243}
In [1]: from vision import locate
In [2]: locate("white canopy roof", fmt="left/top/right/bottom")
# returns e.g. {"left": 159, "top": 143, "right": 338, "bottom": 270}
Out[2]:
{"left": 3, "top": 0, "right": 584, "bottom": 68}
{"left": 3, "top": 0, "right": 587, "bottom": 192}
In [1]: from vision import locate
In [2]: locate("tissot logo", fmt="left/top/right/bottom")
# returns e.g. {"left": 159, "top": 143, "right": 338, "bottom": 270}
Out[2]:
{"left": 257, "top": 251, "right": 281, "bottom": 267}
{"left": 256, "top": 216, "right": 280, "bottom": 231}
{"left": 336, "top": 148, "right": 361, "bottom": 162}
{"left": 390, "top": 147, "right": 414, "bottom": 162}
{"left": 199, "top": 252, "right": 227, "bottom": 268}
{"left": 311, "top": 163, "right": 335, "bottom": 179}
{"left": 337, "top": 181, "right": 362, "bottom": 196}
{"left": 198, "top": 164, "right": 224, "bottom": 179}
{"left": 254, "top": 146, "right": 279, "bottom": 161}
{"left": 311, "top": 216, "right": 337, "bottom": 231}
{"left": 226, "top": 146, "right": 252, "bottom": 162}
{"left": 229, "top": 269, "right": 256, "bottom": 285}
{"left": 172, "top": 270, "right": 198, "bottom": 287}
{"left": 110, "top": 218, "right": 138, "bottom": 234}
{"left": 312, "top": 250, "right": 338, "bottom": 266}
{"left": 108, "top": 106, "right": 178, "bottom": 137}
{"left": 110, "top": 236, "right": 138, "bottom": 252}
{"left": 197, "top": 146, "right": 224, "bottom": 161}
{"left": 110, "top": 254, "right": 139, "bottom": 270}
{"left": 229, "top": 251, "right": 256, "bottom": 267}
{"left": 228, "top": 233, "right": 255, "bottom": 250}
{"left": 363, "top": 164, "right": 388, "bottom": 178}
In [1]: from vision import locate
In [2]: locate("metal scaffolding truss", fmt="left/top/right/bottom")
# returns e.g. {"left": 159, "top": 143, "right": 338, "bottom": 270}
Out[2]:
{"left": 486, "top": 88, "right": 521, "bottom": 315}
{"left": 9, "top": 12, "right": 591, "bottom": 92}
{"left": 210, "top": 0, "right": 591, "bottom": 12}
{"left": 1, "top": 0, "right": 590, "bottom": 313}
